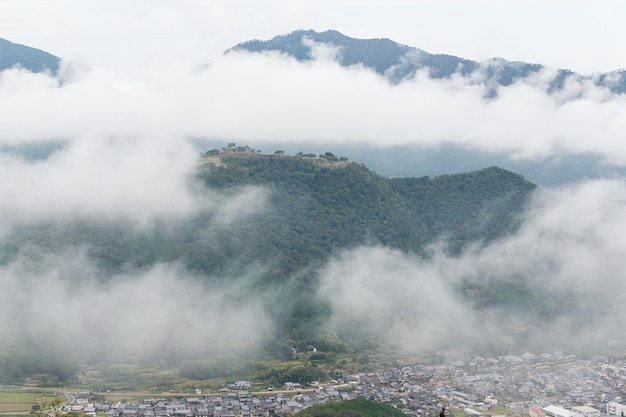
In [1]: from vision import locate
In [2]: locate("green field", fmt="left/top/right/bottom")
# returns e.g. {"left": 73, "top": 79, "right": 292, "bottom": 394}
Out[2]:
{"left": 0, "top": 390, "right": 61, "bottom": 413}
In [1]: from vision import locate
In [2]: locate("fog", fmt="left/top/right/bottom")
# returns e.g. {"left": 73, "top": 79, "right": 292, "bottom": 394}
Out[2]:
{"left": 2, "top": 44, "right": 626, "bottom": 369}
{"left": 3, "top": 47, "right": 626, "bottom": 162}
{"left": 320, "top": 179, "right": 626, "bottom": 355}
{"left": 0, "top": 251, "right": 272, "bottom": 362}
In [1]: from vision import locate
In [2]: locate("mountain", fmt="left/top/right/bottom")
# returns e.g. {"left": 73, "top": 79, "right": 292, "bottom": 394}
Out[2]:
{"left": 223, "top": 30, "right": 626, "bottom": 186}
{"left": 0, "top": 148, "right": 536, "bottom": 355}
{"left": 3, "top": 149, "right": 534, "bottom": 276}
{"left": 197, "top": 150, "right": 534, "bottom": 269}
{"left": 0, "top": 37, "right": 60, "bottom": 73}
{"left": 228, "top": 29, "right": 626, "bottom": 93}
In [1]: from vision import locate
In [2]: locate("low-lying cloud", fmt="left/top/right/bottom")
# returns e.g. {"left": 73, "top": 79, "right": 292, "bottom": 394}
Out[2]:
{"left": 0, "top": 136, "right": 205, "bottom": 225}
{"left": 2, "top": 42, "right": 626, "bottom": 364}
{"left": 0, "top": 249, "right": 273, "bottom": 362}
{"left": 2, "top": 168, "right": 626, "bottom": 362}
{"left": 2, "top": 48, "right": 626, "bottom": 160}
{"left": 318, "top": 179, "right": 626, "bottom": 355}
{"left": 2, "top": 47, "right": 626, "bottom": 225}
{"left": 318, "top": 246, "right": 478, "bottom": 352}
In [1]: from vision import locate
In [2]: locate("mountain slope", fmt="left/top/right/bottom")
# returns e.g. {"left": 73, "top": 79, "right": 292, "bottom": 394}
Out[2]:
{"left": 0, "top": 37, "right": 60, "bottom": 73}
{"left": 0, "top": 150, "right": 537, "bottom": 348}
{"left": 198, "top": 151, "right": 535, "bottom": 264}
{"left": 222, "top": 29, "right": 626, "bottom": 186}
{"left": 230, "top": 29, "right": 415, "bottom": 76}
{"left": 228, "top": 29, "right": 623, "bottom": 93}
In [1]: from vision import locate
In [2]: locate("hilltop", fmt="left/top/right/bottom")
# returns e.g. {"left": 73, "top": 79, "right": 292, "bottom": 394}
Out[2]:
{"left": 201, "top": 144, "right": 352, "bottom": 170}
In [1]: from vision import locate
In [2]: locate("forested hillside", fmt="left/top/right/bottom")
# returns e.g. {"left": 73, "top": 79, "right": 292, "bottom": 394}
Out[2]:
{"left": 0, "top": 148, "right": 537, "bottom": 381}
{"left": 296, "top": 398, "right": 406, "bottom": 417}
{"left": 3, "top": 151, "right": 533, "bottom": 277}
{"left": 199, "top": 152, "right": 535, "bottom": 263}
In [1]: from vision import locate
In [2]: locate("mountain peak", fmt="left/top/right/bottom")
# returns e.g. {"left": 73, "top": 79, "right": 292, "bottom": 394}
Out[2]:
{"left": 228, "top": 29, "right": 626, "bottom": 93}
{"left": 228, "top": 29, "right": 414, "bottom": 76}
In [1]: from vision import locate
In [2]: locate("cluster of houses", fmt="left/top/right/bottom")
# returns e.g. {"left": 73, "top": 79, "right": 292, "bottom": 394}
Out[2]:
{"left": 77, "top": 386, "right": 356, "bottom": 417}
{"left": 68, "top": 351, "right": 626, "bottom": 417}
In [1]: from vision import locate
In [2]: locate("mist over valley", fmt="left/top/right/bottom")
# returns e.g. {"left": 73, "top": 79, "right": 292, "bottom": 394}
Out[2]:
{"left": 1, "top": 30, "right": 626, "bottom": 396}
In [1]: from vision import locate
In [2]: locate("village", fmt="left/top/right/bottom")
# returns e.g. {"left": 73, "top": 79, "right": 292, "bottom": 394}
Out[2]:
{"left": 68, "top": 351, "right": 626, "bottom": 417}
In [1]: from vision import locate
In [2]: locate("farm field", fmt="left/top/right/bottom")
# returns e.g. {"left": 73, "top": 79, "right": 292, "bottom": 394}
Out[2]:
{"left": 0, "top": 388, "right": 61, "bottom": 413}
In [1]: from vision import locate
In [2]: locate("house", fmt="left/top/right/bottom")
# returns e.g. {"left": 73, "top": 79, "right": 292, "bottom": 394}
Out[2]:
{"left": 83, "top": 406, "right": 97, "bottom": 417}
{"left": 606, "top": 402, "right": 626, "bottom": 416}
{"left": 572, "top": 406, "right": 601, "bottom": 417}
{"left": 530, "top": 406, "right": 547, "bottom": 417}
{"left": 234, "top": 381, "right": 252, "bottom": 390}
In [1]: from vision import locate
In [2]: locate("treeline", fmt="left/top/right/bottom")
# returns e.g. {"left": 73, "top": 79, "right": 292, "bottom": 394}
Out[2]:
{"left": 296, "top": 397, "right": 406, "bottom": 417}
{"left": 179, "top": 356, "right": 255, "bottom": 380}
{"left": 0, "top": 343, "right": 77, "bottom": 383}
{"left": 389, "top": 166, "right": 535, "bottom": 253}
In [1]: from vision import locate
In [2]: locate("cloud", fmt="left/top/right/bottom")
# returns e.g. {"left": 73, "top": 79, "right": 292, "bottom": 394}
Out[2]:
{"left": 214, "top": 186, "right": 269, "bottom": 226}
{"left": 0, "top": 135, "right": 205, "bottom": 225}
{"left": 3, "top": 39, "right": 626, "bottom": 361}
{"left": 5, "top": 178, "right": 625, "bottom": 361}
{"left": 3, "top": 49, "right": 626, "bottom": 166}
{"left": 317, "top": 179, "right": 626, "bottom": 354}
{"left": 318, "top": 246, "right": 478, "bottom": 352}
{"left": 0, "top": 249, "right": 273, "bottom": 361}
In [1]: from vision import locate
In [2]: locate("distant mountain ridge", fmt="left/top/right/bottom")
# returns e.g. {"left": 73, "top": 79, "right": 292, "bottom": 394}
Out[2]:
{"left": 0, "top": 37, "right": 60, "bottom": 74}
{"left": 228, "top": 29, "right": 626, "bottom": 93}
{"left": 223, "top": 30, "right": 626, "bottom": 185}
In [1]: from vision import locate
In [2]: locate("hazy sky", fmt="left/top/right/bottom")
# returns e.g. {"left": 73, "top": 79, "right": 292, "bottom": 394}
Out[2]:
{"left": 1, "top": 0, "right": 625, "bottom": 73}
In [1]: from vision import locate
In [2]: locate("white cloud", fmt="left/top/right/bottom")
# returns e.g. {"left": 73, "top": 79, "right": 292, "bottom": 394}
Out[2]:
{"left": 0, "top": 134, "right": 203, "bottom": 224}
{"left": 0, "top": 250, "right": 273, "bottom": 360}
{"left": 3, "top": 50, "right": 626, "bottom": 165}
{"left": 317, "top": 179, "right": 626, "bottom": 354}
{"left": 3, "top": 34, "right": 626, "bottom": 359}
{"left": 318, "top": 246, "right": 478, "bottom": 352}
{"left": 3, "top": 50, "right": 626, "bottom": 224}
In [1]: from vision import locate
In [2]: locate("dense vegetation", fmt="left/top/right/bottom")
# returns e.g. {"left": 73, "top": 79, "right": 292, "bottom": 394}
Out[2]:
{"left": 0, "top": 149, "right": 537, "bottom": 383}
{"left": 296, "top": 398, "right": 407, "bottom": 417}
{"left": 3, "top": 153, "right": 534, "bottom": 292}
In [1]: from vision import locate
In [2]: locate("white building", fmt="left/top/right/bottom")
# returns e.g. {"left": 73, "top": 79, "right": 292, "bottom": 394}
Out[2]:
{"left": 544, "top": 405, "right": 573, "bottom": 417}
{"left": 606, "top": 402, "right": 626, "bottom": 416}
{"left": 572, "top": 406, "right": 601, "bottom": 417}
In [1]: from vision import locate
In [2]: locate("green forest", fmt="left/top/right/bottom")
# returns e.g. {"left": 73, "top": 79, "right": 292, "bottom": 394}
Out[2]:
{"left": 0, "top": 149, "right": 538, "bottom": 383}
{"left": 296, "top": 398, "right": 407, "bottom": 417}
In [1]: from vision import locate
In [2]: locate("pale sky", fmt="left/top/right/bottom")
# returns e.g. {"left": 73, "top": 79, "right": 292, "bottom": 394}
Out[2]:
{"left": 1, "top": 0, "right": 625, "bottom": 73}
